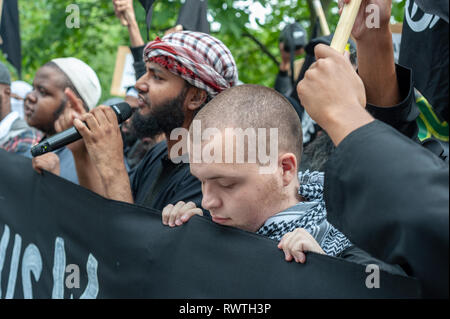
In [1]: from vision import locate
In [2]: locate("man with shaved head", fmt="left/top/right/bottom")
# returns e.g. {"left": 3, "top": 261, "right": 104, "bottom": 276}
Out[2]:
{"left": 187, "top": 84, "right": 305, "bottom": 233}
{"left": 162, "top": 84, "right": 404, "bottom": 273}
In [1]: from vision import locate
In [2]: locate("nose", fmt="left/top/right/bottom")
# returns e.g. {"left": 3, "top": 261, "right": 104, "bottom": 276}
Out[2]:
{"left": 201, "top": 183, "right": 221, "bottom": 211}
{"left": 135, "top": 74, "right": 149, "bottom": 94}
{"left": 26, "top": 91, "right": 37, "bottom": 104}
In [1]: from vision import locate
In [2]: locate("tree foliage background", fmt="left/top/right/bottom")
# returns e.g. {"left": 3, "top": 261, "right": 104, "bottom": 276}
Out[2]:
{"left": 1, "top": 0, "right": 406, "bottom": 102}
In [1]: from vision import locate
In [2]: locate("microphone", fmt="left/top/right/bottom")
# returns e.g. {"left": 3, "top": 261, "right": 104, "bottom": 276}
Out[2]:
{"left": 31, "top": 102, "right": 133, "bottom": 157}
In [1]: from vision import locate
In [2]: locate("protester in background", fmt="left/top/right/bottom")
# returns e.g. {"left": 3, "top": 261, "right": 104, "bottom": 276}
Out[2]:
{"left": 274, "top": 23, "right": 358, "bottom": 147}
{"left": 10, "top": 80, "right": 32, "bottom": 119}
{"left": 28, "top": 57, "right": 102, "bottom": 184}
{"left": 113, "top": 0, "right": 147, "bottom": 80}
{"left": 298, "top": 132, "right": 334, "bottom": 172}
{"left": 0, "top": 62, "right": 42, "bottom": 158}
{"left": 274, "top": 22, "right": 307, "bottom": 98}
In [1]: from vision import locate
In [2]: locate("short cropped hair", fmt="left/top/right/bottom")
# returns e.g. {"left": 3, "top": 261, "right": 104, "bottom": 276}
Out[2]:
{"left": 192, "top": 84, "right": 303, "bottom": 167}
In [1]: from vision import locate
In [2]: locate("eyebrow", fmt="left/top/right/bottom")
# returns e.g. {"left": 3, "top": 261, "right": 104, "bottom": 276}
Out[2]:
{"left": 205, "top": 175, "right": 240, "bottom": 181}
{"left": 36, "top": 84, "right": 49, "bottom": 91}
{"left": 147, "top": 65, "right": 165, "bottom": 76}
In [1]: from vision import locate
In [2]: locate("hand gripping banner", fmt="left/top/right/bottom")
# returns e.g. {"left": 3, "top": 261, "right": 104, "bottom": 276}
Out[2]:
{"left": 0, "top": 150, "right": 420, "bottom": 298}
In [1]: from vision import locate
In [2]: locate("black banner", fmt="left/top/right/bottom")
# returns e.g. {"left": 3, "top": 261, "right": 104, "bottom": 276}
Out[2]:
{"left": 399, "top": 0, "right": 449, "bottom": 122}
{"left": 0, "top": 0, "right": 22, "bottom": 77}
{"left": 0, "top": 150, "right": 420, "bottom": 298}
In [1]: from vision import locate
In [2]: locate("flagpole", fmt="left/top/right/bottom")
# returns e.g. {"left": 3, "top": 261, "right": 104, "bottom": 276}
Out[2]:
{"left": 312, "top": 0, "right": 331, "bottom": 36}
{"left": 330, "top": 0, "right": 363, "bottom": 53}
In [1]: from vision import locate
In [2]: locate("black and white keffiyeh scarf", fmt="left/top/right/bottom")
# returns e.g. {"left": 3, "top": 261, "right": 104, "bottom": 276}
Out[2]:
{"left": 256, "top": 170, "right": 352, "bottom": 257}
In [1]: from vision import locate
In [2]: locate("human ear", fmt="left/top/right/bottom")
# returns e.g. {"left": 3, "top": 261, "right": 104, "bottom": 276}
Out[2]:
{"left": 279, "top": 153, "right": 298, "bottom": 186}
{"left": 186, "top": 87, "right": 207, "bottom": 111}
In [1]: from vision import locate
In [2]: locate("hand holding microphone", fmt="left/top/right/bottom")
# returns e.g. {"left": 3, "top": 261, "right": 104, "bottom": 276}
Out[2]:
{"left": 31, "top": 102, "right": 132, "bottom": 157}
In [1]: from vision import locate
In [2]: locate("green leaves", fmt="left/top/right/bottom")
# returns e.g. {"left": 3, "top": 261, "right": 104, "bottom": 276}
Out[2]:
{"left": 0, "top": 0, "right": 405, "bottom": 101}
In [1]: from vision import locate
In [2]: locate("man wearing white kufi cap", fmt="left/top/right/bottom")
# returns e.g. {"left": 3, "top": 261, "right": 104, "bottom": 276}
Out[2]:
{"left": 50, "top": 57, "right": 102, "bottom": 111}
{"left": 25, "top": 57, "right": 102, "bottom": 184}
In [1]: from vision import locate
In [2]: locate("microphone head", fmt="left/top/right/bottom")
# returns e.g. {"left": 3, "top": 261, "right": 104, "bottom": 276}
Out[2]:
{"left": 110, "top": 102, "right": 133, "bottom": 124}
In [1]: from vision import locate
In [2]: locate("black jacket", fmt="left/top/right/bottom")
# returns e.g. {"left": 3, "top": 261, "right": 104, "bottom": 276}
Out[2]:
{"left": 324, "top": 120, "right": 449, "bottom": 298}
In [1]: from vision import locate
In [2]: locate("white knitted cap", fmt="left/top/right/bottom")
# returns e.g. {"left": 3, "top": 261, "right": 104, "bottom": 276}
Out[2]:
{"left": 51, "top": 57, "right": 101, "bottom": 110}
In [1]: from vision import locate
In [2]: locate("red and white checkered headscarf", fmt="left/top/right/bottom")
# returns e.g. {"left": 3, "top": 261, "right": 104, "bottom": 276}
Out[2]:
{"left": 143, "top": 31, "right": 238, "bottom": 98}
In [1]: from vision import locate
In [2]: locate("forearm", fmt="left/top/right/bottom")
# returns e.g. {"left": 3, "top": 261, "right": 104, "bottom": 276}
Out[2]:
{"left": 356, "top": 27, "right": 401, "bottom": 107}
{"left": 72, "top": 150, "right": 107, "bottom": 197}
{"left": 322, "top": 105, "right": 375, "bottom": 146}
{"left": 98, "top": 163, "right": 134, "bottom": 204}
{"left": 127, "top": 19, "right": 144, "bottom": 47}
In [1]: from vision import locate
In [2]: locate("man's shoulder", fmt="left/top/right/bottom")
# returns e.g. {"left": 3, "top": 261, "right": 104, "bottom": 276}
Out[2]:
{"left": 1, "top": 122, "right": 42, "bottom": 155}
{"left": 131, "top": 141, "right": 202, "bottom": 209}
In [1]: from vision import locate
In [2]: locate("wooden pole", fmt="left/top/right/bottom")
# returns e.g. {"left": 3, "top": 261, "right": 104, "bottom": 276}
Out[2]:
{"left": 312, "top": 0, "right": 331, "bottom": 36}
{"left": 330, "top": 0, "right": 363, "bottom": 53}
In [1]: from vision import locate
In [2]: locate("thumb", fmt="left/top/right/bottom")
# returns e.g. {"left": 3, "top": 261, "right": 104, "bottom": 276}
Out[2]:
{"left": 343, "top": 50, "right": 350, "bottom": 61}
{"left": 314, "top": 43, "right": 340, "bottom": 61}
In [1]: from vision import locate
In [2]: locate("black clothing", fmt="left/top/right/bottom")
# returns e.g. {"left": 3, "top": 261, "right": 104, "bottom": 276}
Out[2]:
{"left": 324, "top": 120, "right": 449, "bottom": 298}
{"left": 130, "top": 45, "right": 146, "bottom": 80}
{"left": 338, "top": 245, "right": 406, "bottom": 277}
{"left": 274, "top": 70, "right": 293, "bottom": 97}
{"left": 400, "top": 1, "right": 449, "bottom": 122}
{"left": 367, "top": 64, "right": 447, "bottom": 161}
{"left": 130, "top": 141, "right": 204, "bottom": 213}
{"left": 366, "top": 64, "right": 417, "bottom": 139}
{"left": 299, "top": 64, "right": 420, "bottom": 171}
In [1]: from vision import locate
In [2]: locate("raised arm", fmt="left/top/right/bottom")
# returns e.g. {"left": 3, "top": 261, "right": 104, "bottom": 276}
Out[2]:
{"left": 113, "top": 0, "right": 145, "bottom": 47}
{"left": 341, "top": 0, "right": 401, "bottom": 107}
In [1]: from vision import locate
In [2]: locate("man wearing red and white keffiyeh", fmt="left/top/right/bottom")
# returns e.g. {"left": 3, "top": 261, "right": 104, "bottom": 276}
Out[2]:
{"left": 143, "top": 31, "right": 238, "bottom": 98}
{"left": 41, "top": 30, "right": 239, "bottom": 213}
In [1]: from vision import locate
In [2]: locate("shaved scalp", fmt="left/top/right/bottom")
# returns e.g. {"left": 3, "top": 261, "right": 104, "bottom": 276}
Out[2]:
{"left": 192, "top": 84, "right": 303, "bottom": 166}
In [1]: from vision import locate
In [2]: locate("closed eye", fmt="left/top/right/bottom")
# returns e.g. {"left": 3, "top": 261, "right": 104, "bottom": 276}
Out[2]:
{"left": 219, "top": 182, "right": 235, "bottom": 189}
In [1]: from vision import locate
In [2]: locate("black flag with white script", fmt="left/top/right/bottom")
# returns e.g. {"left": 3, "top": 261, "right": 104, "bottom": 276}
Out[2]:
{"left": 399, "top": 0, "right": 449, "bottom": 122}
{"left": 0, "top": 0, "right": 22, "bottom": 78}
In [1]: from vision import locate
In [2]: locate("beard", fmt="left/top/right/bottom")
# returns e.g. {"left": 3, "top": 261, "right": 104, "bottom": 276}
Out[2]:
{"left": 43, "top": 97, "right": 67, "bottom": 136}
{"left": 122, "top": 131, "right": 137, "bottom": 147}
{"left": 131, "top": 89, "right": 187, "bottom": 140}
{"left": 121, "top": 126, "right": 138, "bottom": 148}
